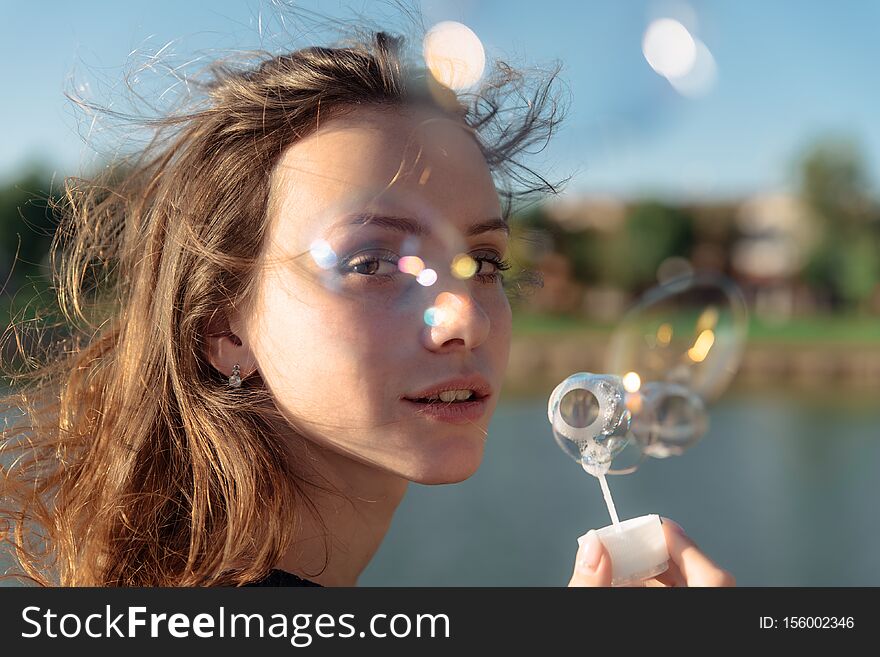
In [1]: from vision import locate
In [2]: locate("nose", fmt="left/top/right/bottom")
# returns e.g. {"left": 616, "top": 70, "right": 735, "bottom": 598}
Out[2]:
{"left": 422, "top": 289, "right": 491, "bottom": 352}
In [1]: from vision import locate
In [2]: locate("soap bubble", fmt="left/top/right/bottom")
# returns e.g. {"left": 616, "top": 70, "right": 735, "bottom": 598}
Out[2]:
{"left": 629, "top": 381, "right": 708, "bottom": 458}
{"left": 547, "top": 372, "right": 638, "bottom": 476}
{"left": 547, "top": 273, "right": 747, "bottom": 477}
{"left": 606, "top": 272, "right": 748, "bottom": 403}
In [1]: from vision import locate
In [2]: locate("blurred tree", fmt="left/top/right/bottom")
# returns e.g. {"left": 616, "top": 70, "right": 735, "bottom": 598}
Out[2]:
{"left": 801, "top": 139, "right": 872, "bottom": 227}
{"left": 602, "top": 200, "right": 694, "bottom": 291}
{"left": 799, "top": 138, "right": 880, "bottom": 312}
{"left": 510, "top": 200, "right": 696, "bottom": 298}
{"left": 0, "top": 168, "right": 62, "bottom": 323}
{"left": 512, "top": 205, "right": 601, "bottom": 286}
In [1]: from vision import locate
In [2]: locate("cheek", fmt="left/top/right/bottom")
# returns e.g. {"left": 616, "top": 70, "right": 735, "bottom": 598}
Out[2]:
{"left": 497, "top": 309, "right": 513, "bottom": 369}
{"left": 482, "top": 288, "right": 513, "bottom": 347}
{"left": 250, "top": 281, "right": 415, "bottom": 410}
{"left": 252, "top": 275, "right": 511, "bottom": 396}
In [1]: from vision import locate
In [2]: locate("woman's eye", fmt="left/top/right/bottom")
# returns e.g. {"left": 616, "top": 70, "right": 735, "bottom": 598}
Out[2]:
{"left": 339, "top": 250, "right": 510, "bottom": 284}
{"left": 473, "top": 254, "right": 511, "bottom": 282}
{"left": 341, "top": 252, "right": 399, "bottom": 278}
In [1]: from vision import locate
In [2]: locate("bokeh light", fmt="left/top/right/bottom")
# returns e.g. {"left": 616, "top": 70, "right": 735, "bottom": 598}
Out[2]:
{"left": 622, "top": 371, "right": 642, "bottom": 393}
{"left": 309, "top": 238, "right": 337, "bottom": 269}
{"left": 687, "top": 329, "right": 716, "bottom": 363}
{"left": 398, "top": 255, "right": 425, "bottom": 276}
{"left": 423, "top": 21, "right": 486, "bottom": 91}
{"left": 416, "top": 268, "right": 438, "bottom": 286}
{"left": 657, "top": 323, "right": 674, "bottom": 346}
{"left": 423, "top": 306, "right": 445, "bottom": 327}
{"left": 667, "top": 38, "right": 717, "bottom": 97}
{"left": 642, "top": 18, "right": 696, "bottom": 79}
{"left": 450, "top": 253, "right": 478, "bottom": 279}
{"left": 424, "top": 291, "right": 465, "bottom": 327}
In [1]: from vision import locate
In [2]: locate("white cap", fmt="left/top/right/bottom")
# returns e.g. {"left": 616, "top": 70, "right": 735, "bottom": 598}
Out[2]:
{"left": 579, "top": 514, "right": 669, "bottom": 586}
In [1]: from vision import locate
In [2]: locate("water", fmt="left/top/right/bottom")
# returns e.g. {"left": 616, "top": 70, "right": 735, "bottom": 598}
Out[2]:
{"left": 359, "top": 390, "right": 880, "bottom": 586}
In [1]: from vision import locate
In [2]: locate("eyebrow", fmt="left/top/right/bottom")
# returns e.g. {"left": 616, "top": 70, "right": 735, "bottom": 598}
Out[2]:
{"left": 334, "top": 213, "right": 510, "bottom": 237}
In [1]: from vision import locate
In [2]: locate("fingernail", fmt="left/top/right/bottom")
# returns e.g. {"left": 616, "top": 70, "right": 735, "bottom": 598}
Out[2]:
{"left": 576, "top": 530, "right": 602, "bottom": 573}
{"left": 661, "top": 517, "right": 686, "bottom": 536}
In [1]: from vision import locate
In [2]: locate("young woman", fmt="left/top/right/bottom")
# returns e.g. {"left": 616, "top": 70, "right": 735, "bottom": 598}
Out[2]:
{"left": 0, "top": 25, "right": 733, "bottom": 587}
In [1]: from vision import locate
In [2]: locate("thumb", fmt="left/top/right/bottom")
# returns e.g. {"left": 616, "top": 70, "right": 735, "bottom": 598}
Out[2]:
{"left": 568, "top": 530, "right": 613, "bottom": 587}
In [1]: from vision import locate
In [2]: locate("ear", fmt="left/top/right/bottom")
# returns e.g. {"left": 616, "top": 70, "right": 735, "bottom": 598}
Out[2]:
{"left": 204, "top": 311, "right": 259, "bottom": 381}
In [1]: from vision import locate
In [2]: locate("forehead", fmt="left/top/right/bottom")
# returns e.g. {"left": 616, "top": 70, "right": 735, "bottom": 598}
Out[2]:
{"left": 266, "top": 106, "right": 502, "bottom": 248}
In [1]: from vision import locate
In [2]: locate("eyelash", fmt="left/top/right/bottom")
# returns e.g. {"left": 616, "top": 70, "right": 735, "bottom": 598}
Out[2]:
{"left": 341, "top": 250, "right": 511, "bottom": 284}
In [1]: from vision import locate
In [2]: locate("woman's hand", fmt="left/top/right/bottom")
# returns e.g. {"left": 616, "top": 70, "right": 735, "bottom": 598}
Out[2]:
{"left": 568, "top": 517, "right": 736, "bottom": 587}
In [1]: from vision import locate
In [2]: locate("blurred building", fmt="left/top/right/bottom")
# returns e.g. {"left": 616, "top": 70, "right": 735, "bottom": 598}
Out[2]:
{"left": 543, "top": 194, "right": 626, "bottom": 233}
{"left": 540, "top": 195, "right": 627, "bottom": 321}
{"left": 524, "top": 192, "right": 820, "bottom": 323}
{"left": 730, "top": 193, "right": 817, "bottom": 321}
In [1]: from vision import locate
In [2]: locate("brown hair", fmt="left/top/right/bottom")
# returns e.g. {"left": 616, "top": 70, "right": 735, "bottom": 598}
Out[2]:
{"left": 0, "top": 23, "right": 565, "bottom": 586}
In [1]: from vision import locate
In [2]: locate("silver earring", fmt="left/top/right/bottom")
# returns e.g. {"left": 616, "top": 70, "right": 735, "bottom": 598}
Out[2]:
{"left": 228, "top": 363, "right": 242, "bottom": 388}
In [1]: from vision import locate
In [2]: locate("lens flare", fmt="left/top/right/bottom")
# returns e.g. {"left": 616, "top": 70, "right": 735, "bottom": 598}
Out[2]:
{"left": 451, "top": 253, "right": 478, "bottom": 279}
{"left": 416, "top": 268, "right": 438, "bottom": 286}
{"left": 656, "top": 323, "right": 673, "bottom": 346}
{"left": 423, "top": 21, "right": 486, "bottom": 91}
{"left": 687, "top": 329, "right": 715, "bottom": 363}
{"left": 309, "top": 239, "right": 337, "bottom": 269}
{"left": 622, "top": 371, "right": 642, "bottom": 393}
{"left": 423, "top": 291, "right": 464, "bottom": 327}
{"left": 398, "top": 255, "right": 425, "bottom": 276}
{"left": 423, "top": 306, "right": 445, "bottom": 327}
{"left": 642, "top": 18, "right": 696, "bottom": 79}
{"left": 667, "top": 38, "right": 717, "bottom": 97}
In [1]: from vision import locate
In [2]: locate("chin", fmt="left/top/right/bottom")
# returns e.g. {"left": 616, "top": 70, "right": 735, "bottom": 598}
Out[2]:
{"left": 403, "top": 432, "right": 486, "bottom": 485}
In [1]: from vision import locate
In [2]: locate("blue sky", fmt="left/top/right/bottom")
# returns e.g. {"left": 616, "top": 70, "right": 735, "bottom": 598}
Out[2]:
{"left": 3, "top": 0, "right": 879, "bottom": 200}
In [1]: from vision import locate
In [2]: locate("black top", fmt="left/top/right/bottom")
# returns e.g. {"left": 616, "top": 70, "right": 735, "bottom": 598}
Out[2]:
{"left": 243, "top": 569, "right": 323, "bottom": 587}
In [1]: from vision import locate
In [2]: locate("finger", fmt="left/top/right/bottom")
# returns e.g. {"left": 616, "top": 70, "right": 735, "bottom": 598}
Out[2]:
{"left": 660, "top": 517, "right": 736, "bottom": 587}
{"left": 643, "top": 577, "right": 668, "bottom": 587}
{"left": 568, "top": 530, "right": 613, "bottom": 587}
{"left": 648, "top": 559, "right": 685, "bottom": 587}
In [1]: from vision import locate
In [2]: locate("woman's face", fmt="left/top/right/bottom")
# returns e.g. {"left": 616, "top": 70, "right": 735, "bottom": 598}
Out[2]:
{"left": 240, "top": 105, "right": 512, "bottom": 484}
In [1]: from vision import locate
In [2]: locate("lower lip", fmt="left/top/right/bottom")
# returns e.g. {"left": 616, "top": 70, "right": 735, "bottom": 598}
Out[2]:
{"left": 402, "top": 397, "right": 490, "bottom": 423}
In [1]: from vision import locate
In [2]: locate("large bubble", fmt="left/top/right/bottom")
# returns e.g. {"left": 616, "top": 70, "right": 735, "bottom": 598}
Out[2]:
{"left": 629, "top": 381, "right": 708, "bottom": 458}
{"left": 548, "top": 272, "right": 747, "bottom": 476}
{"left": 606, "top": 272, "right": 748, "bottom": 403}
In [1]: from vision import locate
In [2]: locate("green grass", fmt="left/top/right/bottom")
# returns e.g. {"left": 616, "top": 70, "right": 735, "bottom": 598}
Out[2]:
{"left": 512, "top": 312, "right": 880, "bottom": 344}
{"left": 746, "top": 316, "right": 880, "bottom": 342}
{"left": 510, "top": 313, "right": 614, "bottom": 335}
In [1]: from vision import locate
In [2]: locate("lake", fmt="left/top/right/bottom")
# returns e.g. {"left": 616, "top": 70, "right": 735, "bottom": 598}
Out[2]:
{"left": 359, "top": 390, "right": 880, "bottom": 586}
